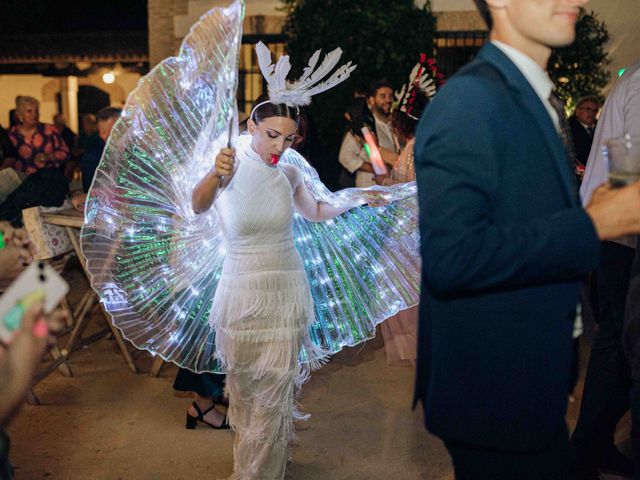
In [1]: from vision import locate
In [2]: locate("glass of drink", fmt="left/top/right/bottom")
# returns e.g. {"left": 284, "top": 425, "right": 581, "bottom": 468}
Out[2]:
{"left": 606, "top": 136, "right": 640, "bottom": 187}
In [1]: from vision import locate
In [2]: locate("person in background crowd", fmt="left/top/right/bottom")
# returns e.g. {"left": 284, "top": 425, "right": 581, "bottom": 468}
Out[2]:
{"left": 338, "top": 81, "right": 399, "bottom": 187}
{"left": 569, "top": 95, "right": 600, "bottom": 180}
{"left": 52, "top": 114, "right": 76, "bottom": 153}
{"left": 0, "top": 125, "right": 17, "bottom": 168}
{"left": 0, "top": 222, "right": 65, "bottom": 477}
{"left": 74, "top": 114, "right": 98, "bottom": 159}
{"left": 378, "top": 62, "right": 434, "bottom": 365}
{"left": 4, "top": 97, "right": 69, "bottom": 177}
{"left": 571, "top": 59, "right": 640, "bottom": 480}
{"left": 80, "top": 107, "right": 121, "bottom": 193}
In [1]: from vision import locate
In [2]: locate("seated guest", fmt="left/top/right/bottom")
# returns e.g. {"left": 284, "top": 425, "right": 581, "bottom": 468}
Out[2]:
{"left": 53, "top": 114, "right": 76, "bottom": 153}
{"left": 5, "top": 96, "right": 70, "bottom": 177}
{"left": 74, "top": 114, "right": 98, "bottom": 158}
{"left": 0, "top": 124, "right": 17, "bottom": 167}
{"left": 80, "top": 107, "right": 121, "bottom": 193}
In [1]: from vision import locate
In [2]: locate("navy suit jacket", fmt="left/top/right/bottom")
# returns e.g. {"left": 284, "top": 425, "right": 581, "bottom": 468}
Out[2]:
{"left": 413, "top": 43, "right": 601, "bottom": 451}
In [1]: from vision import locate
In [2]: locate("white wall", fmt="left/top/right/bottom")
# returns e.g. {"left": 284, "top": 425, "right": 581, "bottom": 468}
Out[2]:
{"left": 175, "top": 0, "right": 285, "bottom": 37}
{"left": 0, "top": 72, "right": 142, "bottom": 129}
{"left": 0, "top": 75, "right": 58, "bottom": 127}
{"left": 427, "top": 0, "right": 475, "bottom": 11}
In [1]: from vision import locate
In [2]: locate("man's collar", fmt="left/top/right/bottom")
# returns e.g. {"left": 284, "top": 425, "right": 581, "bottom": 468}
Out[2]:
{"left": 491, "top": 40, "right": 554, "bottom": 102}
{"left": 372, "top": 111, "right": 390, "bottom": 126}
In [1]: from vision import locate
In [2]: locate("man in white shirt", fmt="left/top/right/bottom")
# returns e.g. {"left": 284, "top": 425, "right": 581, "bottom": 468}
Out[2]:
{"left": 338, "top": 81, "right": 399, "bottom": 187}
{"left": 571, "top": 60, "right": 640, "bottom": 480}
{"left": 414, "top": 1, "right": 640, "bottom": 478}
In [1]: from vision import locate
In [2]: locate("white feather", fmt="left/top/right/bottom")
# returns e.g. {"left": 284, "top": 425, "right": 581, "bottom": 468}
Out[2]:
{"left": 306, "top": 63, "right": 357, "bottom": 97}
{"left": 298, "top": 49, "right": 321, "bottom": 84}
{"left": 255, "top": 41, "right": 276, "bottom": 88}
{"left": 255, "top": 43, "right": 355, "bottom": 107}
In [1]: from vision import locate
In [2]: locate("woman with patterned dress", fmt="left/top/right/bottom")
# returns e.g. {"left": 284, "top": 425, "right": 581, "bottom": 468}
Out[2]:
{"left": 5, "top": 96, "right": 69, "bottom": 176}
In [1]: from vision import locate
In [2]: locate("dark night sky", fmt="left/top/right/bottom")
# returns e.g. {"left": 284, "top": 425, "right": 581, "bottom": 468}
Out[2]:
{"left": 0, "top": 0, "right": 148, "bottom": 33}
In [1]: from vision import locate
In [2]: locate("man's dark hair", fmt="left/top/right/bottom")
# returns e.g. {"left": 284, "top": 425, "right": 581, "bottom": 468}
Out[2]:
{"left": 369, "top": 80, "right": 393, "bottom": 98}
{"left": 96, "top": 107, "right": 122, "bottom": 123}
{"left": 473, "top": 0, "right": 493, "bottom": 30}
{"left": 575, "top": 95, "right": 600, "bottom": 109}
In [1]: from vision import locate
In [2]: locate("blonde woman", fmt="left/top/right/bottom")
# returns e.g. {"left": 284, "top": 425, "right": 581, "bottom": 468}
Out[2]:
{"left": 5, "top": 96, "right": 69, "bottom": 176}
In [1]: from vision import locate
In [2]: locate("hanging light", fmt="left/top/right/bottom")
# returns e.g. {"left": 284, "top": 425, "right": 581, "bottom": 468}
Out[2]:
{"left": 103, "top": 72, "right": 116, "bottom": 84}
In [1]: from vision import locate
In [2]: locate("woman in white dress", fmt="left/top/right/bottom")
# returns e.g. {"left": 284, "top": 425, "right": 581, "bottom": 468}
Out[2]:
{"left": 192, "top": 95, "right": 371, "bottom": 479}
{"left": 80, "top": 7, "right": 420, "bottom": 477}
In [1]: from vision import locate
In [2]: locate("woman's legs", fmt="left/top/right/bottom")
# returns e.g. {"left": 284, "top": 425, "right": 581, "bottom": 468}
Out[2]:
{"left": 224, "top": 333, "right": 300, "bottom": 480}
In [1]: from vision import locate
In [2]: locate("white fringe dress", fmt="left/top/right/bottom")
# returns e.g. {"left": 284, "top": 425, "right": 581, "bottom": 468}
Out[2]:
{"left": 210, "top": 141, "right": 324, "bottom": 480}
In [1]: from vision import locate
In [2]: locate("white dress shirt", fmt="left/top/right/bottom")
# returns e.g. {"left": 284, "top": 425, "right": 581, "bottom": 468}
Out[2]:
{"left": 492, "top": 40, "right": 559, "bottom": 131}
{"left": 579, "top": 60, "right": 640, "bottom": 248}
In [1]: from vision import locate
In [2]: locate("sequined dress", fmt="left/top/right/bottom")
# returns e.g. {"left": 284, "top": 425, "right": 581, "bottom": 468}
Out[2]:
{"left": 211, "top": 137, "right": 325, "bottom": 480}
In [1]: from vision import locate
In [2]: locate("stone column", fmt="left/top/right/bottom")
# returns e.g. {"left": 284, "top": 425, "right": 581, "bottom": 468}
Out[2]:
{"left": 60, "top": 76, "right": 79, "bottom": 132}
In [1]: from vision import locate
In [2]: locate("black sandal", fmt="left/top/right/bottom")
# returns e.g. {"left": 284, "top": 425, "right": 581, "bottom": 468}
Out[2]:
{"left": 185, "top": 401, "right": 230, "bottom": 430}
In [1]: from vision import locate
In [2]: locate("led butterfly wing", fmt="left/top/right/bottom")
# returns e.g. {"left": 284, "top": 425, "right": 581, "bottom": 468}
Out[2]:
{"left": 279, "top": 149, "right": 420, "bottom": 363}
{"left": 80, "top": 1, "right": 245, "bottom": 373}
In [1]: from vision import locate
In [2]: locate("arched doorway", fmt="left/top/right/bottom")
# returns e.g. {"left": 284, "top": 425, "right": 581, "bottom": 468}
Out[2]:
{"left": 77, "top": 85, "right": 110, "bottom": 133}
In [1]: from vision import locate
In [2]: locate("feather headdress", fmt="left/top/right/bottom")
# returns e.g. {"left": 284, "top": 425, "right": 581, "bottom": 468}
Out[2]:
{"left": 255, "top": 41, "right": 356, "bottom": 108}
{"left": 394, "top": 53, "right": 444, "bottom": 120}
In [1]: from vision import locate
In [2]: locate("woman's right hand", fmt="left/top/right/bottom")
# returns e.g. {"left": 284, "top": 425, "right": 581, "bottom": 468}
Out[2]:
{"left": 215, "top": 148, "right": 235, "bottom": 178}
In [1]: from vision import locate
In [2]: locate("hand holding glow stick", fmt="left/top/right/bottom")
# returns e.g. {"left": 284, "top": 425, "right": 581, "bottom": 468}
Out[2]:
{"left": 361, "top": 126, "right": 387, "bottom": 175}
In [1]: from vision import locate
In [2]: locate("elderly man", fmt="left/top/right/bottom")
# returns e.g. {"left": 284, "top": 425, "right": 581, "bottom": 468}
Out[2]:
{"left": 569, "top": 96, "right": 600, "bottom": 176}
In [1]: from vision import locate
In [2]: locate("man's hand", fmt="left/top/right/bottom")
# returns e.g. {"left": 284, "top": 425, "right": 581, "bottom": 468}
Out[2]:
{"left": 379, "top": 146, "right": 398, "bottom": 166}
{"left": 374, "top": 174, "right": 389, "bottom": 186}
{"left": 586, "top": 182, "right": 640, "bottom": 240}
{"left": 71, "top": 193, "right": 87, "bottom": 211}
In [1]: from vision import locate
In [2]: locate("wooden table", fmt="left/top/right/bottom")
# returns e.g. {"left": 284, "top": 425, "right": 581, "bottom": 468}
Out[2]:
{"left": 43, "top": 209, "right": 139, "bottom": 373}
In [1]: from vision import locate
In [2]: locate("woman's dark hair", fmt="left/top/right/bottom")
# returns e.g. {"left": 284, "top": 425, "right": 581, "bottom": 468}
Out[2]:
{"left": 391, "top": 91, "right": 430, "bottom": 139}
{"left": 391, "top": 111, "right": 418, "bottom": 140}
{"left": 473, "top": 0, "right": 493, "bottom": 30}
{"left": 250, "top": 93, "right": 300, "bottom": 124}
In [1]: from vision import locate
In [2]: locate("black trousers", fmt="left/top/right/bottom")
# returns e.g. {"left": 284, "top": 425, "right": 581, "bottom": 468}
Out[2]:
{"left": 445, "top": 425, "right": 568, "bottom": 480}
{"left": 570, "top": 241, "right": 634, "bottom": 471}
{"left": 173, "top": 368, "right": 225, "bottom": 398}
{"left": 630, "top": 380, "right": 640, "bottom": 480}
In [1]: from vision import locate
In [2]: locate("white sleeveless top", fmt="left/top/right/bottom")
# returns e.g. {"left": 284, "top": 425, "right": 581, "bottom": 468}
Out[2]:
{"left": 209, "top": 135, "right": 319, "bottom": 371}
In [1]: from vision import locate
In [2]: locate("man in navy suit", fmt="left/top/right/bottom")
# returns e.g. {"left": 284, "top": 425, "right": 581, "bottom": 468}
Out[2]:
{"left": 414, "top": 0, "right": 640, "bottom": 478}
